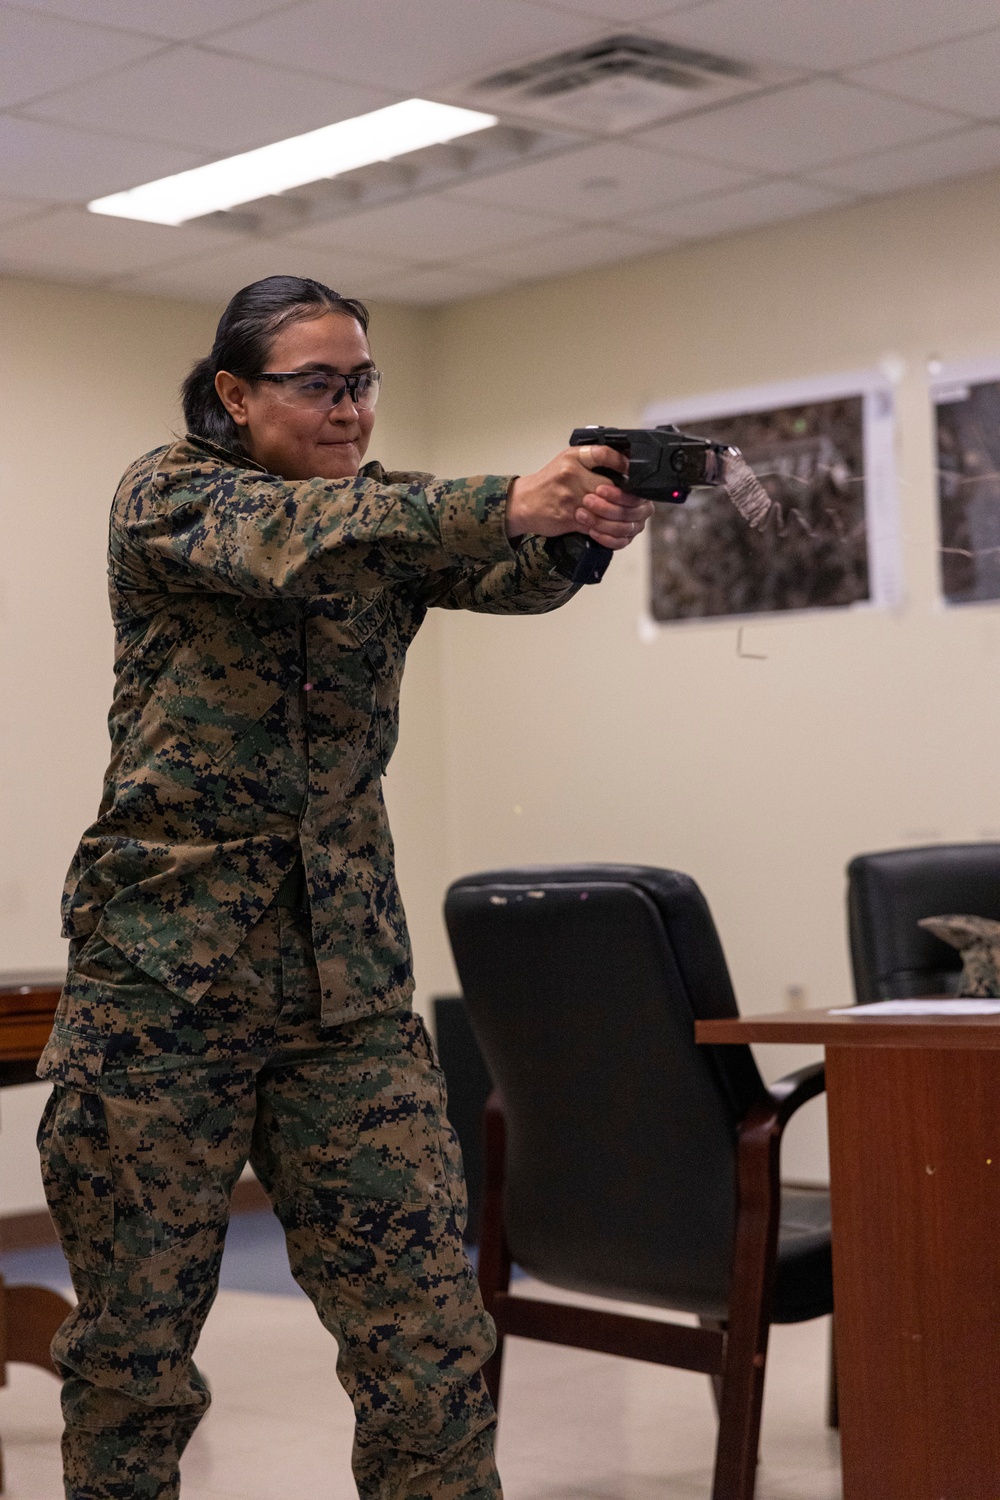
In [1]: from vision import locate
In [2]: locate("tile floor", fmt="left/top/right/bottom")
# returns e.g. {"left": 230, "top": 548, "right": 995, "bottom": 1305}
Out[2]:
{"left": 0, "top": 1216, "right": 841, "bottom": 1499}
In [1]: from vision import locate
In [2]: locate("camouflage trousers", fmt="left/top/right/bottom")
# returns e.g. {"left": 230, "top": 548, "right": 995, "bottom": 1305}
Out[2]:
{"left": 36, "top": 903, "right": 501, "bottom": 1500}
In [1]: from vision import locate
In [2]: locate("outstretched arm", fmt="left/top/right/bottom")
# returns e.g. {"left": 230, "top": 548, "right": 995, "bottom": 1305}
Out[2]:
{"left": 419, "top": 442, "right": 654, "bottom": 613}
{"left": 112, "top": 442, "right": 518, "bottom": 597}
{"left": 112, "top": 438, "right": 649, "bottom": 603}
{"left": 421, "top": 535, "right": 578, "bottom": 615}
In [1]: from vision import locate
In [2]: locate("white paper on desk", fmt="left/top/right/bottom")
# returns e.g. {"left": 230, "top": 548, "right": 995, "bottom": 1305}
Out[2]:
{"left": 829, "top": 999, "right": 1000, "bottom": 1016}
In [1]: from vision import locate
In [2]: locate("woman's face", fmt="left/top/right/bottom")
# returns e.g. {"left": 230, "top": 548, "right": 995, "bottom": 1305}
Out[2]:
{"left": 215, "top": 311, "right": 377, "bottom": 481}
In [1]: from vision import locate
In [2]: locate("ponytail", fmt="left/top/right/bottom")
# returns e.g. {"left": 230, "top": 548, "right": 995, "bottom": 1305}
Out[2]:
{"left": 181, "top": 354, "right": 238, "bottom": 450}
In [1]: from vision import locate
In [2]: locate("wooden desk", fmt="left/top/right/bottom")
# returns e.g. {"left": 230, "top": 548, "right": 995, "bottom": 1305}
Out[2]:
{"left": 697, "top": 1006, "right": 1000, "bottom": 1500}
{"left": 0, "top": 971, "right": 69, "bottom": 1491}
{"left": 0, "top": 972, "right": 62, "bottom": 1074}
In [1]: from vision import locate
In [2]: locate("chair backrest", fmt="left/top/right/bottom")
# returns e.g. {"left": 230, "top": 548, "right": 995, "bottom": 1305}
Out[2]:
{"left": 848, "top": 844, "right": 1000, "bottom": 1004}
{"left": 444, "top": 865, "right": 768, "bottom": 1317}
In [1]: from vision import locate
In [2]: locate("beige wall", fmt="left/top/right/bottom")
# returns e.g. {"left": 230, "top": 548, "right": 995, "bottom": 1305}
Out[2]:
{"left": 430, "top": 173, "right": 1000, "bottom": 980}
{"left": 423, "top": 166, "right": 1000, "bottom": 1179}
{"left": 6, "top": 165, "right": 1000, "bottom": 1207}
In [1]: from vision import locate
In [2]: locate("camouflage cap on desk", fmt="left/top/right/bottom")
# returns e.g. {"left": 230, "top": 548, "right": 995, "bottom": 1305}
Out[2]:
{"left": 919, "top": 914, "right": 1000, "bottom": 998}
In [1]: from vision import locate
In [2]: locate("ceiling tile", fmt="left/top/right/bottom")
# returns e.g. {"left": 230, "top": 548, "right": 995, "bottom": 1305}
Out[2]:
{"left": 0, "top": 6, "right": 162, "bottom": 110}
{"left": 25, "top": 44, "right": 391, "bottom": 154}
{"left": 636, "top": 177, "right": 847, "bottom": 242}
{"left": 646, "top": 0, "right": 1000, "bottom": 72}
{"left": 207, "top": 0, "right": 599, "bottom": 93}
{"left": 449, "top": 139, "right": 751, "bottom": 220}
{"left": 286, "top": 192, "right": 567, "bottom": 262}
{"left": 849, "top": 30, "right": 1000, "bottom": 122}
{"left": 8, "top": 1, "right": 296, "bottom": 43}
{"left": 534, "top": 0, "right": 704, "bottom": 18}
{"left": 807, "top": 125, "right": 1000, "bottom": 198}
{"left": 0, "top": 204, "right": 246, "bottom": 279}
{"left": 462, "top": 221, "right": 668, "bottom": 286}
{"left": 0, "top": 193, "right": 52, "bottom": 228}
{"left": 269, "top": 224, "right": 413, "bottom": 268}
{"left": 641, "top": 79, "right": 963, "bottom": 174}
{"left": 108, "top": 238, "right": 409, "bottom": 305}
{"left": 0, "top": 115, "right": 204, "bottom": 200}
{"left": 369, "top": 265, "right": 511, "bottom": 305}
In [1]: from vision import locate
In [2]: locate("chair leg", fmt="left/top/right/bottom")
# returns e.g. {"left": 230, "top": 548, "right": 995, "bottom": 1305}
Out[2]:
{"left": 699, "top": 1316, "right": 726, "bottom": 1417}
{"left": 4, "top": 1285, "right": 71, "bottom": 1376}
{"left": 710, "top": 1099, "right": 784, "bottom": 1500}
{"left": 0, "top": 1276, "right": 6, "bottom": 1495}
{"left": 477, "top": 1091, "right": 512, "bottom": 1414}
{"left": 826, "top": 1318, "right": 839, "bottom": 1430}
{"left": 0, "top": 1275, "right": 72, "bottom": 1496}
{"left": 711, "top": 1319, "right": 770, "bottom": 1500}
{"left": 481, "top": 1323, "right": 507, "bottom": 1411}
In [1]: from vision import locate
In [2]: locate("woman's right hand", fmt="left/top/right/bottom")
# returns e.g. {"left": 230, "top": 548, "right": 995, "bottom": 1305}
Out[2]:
{"left": 506, "top": 444, "right": 653, "bottom": 553}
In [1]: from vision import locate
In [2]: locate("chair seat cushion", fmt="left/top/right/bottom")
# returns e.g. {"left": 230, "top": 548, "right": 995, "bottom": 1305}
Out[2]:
{"left": 773, "top": 1186, "right": 833, "bottom": 1324}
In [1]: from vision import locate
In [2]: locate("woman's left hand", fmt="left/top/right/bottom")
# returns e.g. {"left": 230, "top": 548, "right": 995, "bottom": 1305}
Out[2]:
{"left": 574, "top": 485, "right": 655, "bottom": 552}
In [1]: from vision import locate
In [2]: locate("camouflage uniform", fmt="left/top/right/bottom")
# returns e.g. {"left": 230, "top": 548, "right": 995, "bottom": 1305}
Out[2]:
{"left": 38, "top": 434, "right": 582, "bottom": 1499}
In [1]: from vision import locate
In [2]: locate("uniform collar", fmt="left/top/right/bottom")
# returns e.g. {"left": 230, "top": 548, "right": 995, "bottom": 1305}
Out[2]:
{"left": 174, "top": 431, "right": 387, "bottom": 483}
{"left": 180, "top": 432, "right": 269, "bottom": 473}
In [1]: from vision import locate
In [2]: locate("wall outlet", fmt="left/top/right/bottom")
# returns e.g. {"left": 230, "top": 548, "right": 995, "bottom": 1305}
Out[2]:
{"left": 785, "top": 984, "right": 807, "bottom": 1011}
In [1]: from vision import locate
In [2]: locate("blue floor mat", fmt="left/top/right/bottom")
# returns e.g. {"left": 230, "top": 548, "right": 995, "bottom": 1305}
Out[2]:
{"left": 215, "top": 1207, "right": 305, "bottom": 1296}
{"left": 0, "top": 1240, "right": 71, "bottom": 1292}
{"left": 0, "top": 1210, "right": 303, "bottom": 1297}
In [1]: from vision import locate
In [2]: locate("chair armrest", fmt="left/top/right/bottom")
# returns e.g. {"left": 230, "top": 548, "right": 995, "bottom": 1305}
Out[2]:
{"left": 719, "top": 1065, "right": 826, "bottom": 1442}
{"left": 767, "top": 1061, "right": 826, "bottom": 1131}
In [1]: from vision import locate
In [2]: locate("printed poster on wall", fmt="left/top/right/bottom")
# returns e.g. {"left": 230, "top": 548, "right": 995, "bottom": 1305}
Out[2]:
{"left": 642, "top": 372, "right": 902, "bottom": 625}
{"left": 933, "top": 364, "right": 1000, "bottom": 605}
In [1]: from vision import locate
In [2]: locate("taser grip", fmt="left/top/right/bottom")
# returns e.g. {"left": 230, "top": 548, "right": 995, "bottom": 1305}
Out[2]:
{"left": 567, "top": 427, "right": 628, "bottom": 585}
{"left": 570, "top": 538, "right": 613, "bottom": 586}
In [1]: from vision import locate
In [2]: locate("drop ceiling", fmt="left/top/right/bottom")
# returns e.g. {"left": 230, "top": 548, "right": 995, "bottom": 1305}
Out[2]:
{"left": 0, "top": 0, "right": 998, "bottom": 307}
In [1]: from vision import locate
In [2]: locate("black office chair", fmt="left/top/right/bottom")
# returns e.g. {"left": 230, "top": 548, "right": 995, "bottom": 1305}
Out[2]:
{"left": 847, "top": 843, "right": 1000, "bottom": 1004}
{"left": 445, "top": 865, "right": 833, "bottom": 1500}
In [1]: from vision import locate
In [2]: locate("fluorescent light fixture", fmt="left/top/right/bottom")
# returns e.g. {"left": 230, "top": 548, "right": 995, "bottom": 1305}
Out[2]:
{"left": 88, "top": 98, "right": 498, "bottom": 226}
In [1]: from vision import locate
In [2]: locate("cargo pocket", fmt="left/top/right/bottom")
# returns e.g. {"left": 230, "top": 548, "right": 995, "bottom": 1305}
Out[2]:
{"left": 37, "top": 1017, "right": 108, "bottom": 1086}
{"left": 37, "top": 1032, "right": 114, "bottom": 1274}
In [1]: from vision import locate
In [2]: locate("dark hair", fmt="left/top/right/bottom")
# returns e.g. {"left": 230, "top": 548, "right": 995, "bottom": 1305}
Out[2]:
{"left": 181, "top": 274, "right": 370, "bottom": 455}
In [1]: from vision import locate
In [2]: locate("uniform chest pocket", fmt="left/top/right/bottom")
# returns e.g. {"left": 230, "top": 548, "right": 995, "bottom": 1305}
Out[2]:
{"left": 146, "top": 611, "right": 285, "bottom": 766}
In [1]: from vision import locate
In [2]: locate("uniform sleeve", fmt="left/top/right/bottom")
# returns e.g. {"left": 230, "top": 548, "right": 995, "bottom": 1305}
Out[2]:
{"left": 112, "top": 452, "right": 520, "bottom": 597}
{"left": 418, "top": 534, "right": 581, "bottom": 615}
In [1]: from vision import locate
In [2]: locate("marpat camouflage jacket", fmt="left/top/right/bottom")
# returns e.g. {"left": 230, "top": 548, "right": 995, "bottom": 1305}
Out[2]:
{"left": 62, "top": 434, "right": 580, "bottom": 1023}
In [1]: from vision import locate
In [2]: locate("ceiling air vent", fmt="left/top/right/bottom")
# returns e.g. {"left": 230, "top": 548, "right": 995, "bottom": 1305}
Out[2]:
{"left": 468, "top": 34, "right": 755, "bottom": 133}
